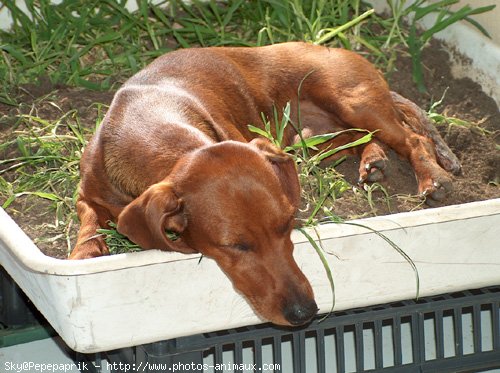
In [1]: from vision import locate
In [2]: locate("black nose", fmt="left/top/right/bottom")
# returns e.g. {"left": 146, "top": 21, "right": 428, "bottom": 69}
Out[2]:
{"left": 283, "top": 299, "right": 318, "bottom": 326}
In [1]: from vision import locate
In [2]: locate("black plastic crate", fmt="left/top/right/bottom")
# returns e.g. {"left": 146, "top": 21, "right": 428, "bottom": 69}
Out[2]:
{"left": 78, "top": 286, "right": 500, "bottom": 373}
{"left": 0, "top": 266, "right": 56, "bottom": 348}
{"left": 0, "top": 266, "right": 41, "bottom": 327}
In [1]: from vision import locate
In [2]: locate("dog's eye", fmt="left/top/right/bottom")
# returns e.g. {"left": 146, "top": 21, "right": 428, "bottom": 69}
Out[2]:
{"left": 221, "top": 241, "right": 252, "bottom": 252}
{"left": 232, "top": 243, "right": 252, "bottom": 252}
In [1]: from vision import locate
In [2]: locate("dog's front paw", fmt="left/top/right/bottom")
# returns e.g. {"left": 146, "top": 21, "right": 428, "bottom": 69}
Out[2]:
{"left": 358, "top": 141, "right": 389, "bottom": 184}
{"left": 68, "top": 237, "right": 109, "bottom": 259}
{"left": 358, "top": 158, "right": 387, "bottom": 184}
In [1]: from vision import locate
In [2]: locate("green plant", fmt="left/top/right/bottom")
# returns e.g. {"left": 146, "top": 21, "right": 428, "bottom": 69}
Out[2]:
{"left": 300, "top": 212, "right": 421, "bottom": 319}
{"left": 1, "top": 111, "right": 86, "bottom": 208}
{"left": 1, "top": 0, "right": 496, "bottom": 95}
{"left": 360, "top": 182, "right": 391, "bottom": 211}
{"left": 0, "top": 0, "right": 178, "bottom": 90}
{"left": 96, "top": 222, "right": 180, "bottom": 255}
{"left": 393, "top": 0, "right": 495, "bottom": 92}
{"left": 248, "top": 101, "right": 293, "bottom": 149}
{"left": 172, "top": 0, "right": 377, "bottom": 47}
{"left": 297, "top": 227, "right": 336, "bottom": 319}
{"left": 96, "top": 222, "right": 143, "bottom": 255}
{"left": 427, "top": 88, "right": 492, "bottom": 136}
{"left": 0, "top": 0, "right": 384, "bottom": 92}
{"left": 322, "top": 215, "right": 421, "bottom": 299}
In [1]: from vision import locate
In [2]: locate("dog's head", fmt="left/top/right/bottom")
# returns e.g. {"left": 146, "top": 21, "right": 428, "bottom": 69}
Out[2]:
{"left": 117, "top": 139, "right": 317, "bottom": 326}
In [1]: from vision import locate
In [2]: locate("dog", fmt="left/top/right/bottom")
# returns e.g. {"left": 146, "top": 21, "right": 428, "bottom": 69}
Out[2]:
{"left": 69, "top": 42, "right": 461, "bottom": 327}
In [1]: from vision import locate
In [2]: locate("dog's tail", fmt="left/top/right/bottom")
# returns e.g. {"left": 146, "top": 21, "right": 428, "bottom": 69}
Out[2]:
{"left": 391, "top": 91, "right": 462, "bottom": 175}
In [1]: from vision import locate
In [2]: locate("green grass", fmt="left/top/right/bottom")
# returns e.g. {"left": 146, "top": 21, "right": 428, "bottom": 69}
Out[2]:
{"left": 427, "top": 88, "right": 493, "bottom": 136}
{"left": 248, "top": 98, "right": 375, "bottom": 223}
{"left": 250, "top": 102, "right": 421, "bottom": 303}
{"left": 1, "top": 0, "right": 494, "bottom": 98}
{"left": 1, "top": 0, "right": 382, "bottom": 102}
{"left": 96, "top": 222, "right": 143, "bottom": 255}
{"left": 1, "top": 0, "right": 172, "bottom": 92}
{"left": 1, "top": 110, "right": 90, "bottom": 209}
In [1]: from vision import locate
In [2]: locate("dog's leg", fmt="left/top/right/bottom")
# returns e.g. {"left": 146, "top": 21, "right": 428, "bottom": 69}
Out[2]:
{"left": 69, "top": 198, "right": 111, "bottom": 259}
{"left": 390, "top": 91, "right": 461, "bottom": 175}
{"left": 307, "top": 89, "right": 452, "bottom": 203}
{"left": 356, "top": 112, "right": 452, "bottom": 202}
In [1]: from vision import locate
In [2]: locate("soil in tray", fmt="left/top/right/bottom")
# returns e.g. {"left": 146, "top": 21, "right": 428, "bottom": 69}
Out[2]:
{"left": 1, "top": 40, "right": 499, "bottom": 259}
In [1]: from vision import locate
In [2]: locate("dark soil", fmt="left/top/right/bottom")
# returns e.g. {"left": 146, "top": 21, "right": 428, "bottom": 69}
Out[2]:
{"left": 1, "top": 40, "right": 499, "bottom": 259}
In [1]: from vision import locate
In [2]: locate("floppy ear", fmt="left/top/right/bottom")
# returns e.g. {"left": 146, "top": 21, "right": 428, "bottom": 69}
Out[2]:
{"left": 250, "top": 138, "right": 301, "bottom": 208}
{"left": 117, "top": 182, "right": 197, "bottom": 254}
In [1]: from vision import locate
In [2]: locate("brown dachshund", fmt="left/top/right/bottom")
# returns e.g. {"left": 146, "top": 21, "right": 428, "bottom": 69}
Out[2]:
{"left": 69, "top": 42, "right": 460, "bottom": 326}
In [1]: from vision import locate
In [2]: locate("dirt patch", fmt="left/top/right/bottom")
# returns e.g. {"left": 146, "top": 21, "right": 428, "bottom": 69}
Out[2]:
{"left": 1, "top": 40, "right": 499, "bottom": 258}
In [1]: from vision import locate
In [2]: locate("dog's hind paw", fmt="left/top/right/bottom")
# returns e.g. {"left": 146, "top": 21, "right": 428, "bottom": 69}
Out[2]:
{"left": 420, "top": 175, "right": 453, "bottom": 206}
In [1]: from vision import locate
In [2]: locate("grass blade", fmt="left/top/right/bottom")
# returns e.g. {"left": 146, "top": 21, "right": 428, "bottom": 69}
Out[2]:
{"left": 298, "top": 227, "right": 335, "bottom": 318}
{"left": 315, "top": 132, "right": 373, "bottom": 162}
{"left": 314, "top": 8, "right": 374, "bottom": 45}
{"left": 336, "top": 220, "right": 420, "bottom": 300}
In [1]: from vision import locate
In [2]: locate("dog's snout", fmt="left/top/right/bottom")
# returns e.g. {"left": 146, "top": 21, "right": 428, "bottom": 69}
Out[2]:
{"left": 283, "top": 298, "right": 318, "bottom": 326}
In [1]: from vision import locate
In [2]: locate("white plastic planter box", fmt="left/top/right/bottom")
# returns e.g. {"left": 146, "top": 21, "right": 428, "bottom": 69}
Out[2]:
{"left": 1, "top": 199, "right": 500, "bottom": 353}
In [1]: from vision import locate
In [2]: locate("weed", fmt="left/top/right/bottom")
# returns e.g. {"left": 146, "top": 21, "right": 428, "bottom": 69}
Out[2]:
{"left": 95, "top": 221, "right": 180, "bottom": 255}
{"left": 248, "top": 101, "right": 292, "bottom": 149}
{"left": 96, "top": 222, "right": 142, "bottom": 255}
{"left": 1, "top": 111, "right": 84, "bottom": 206}
{"left": 248, "top": 101, "right": 373, "bottom": 223}
{"left": 0, "top": 0, "right": 175, "bottom": 89}
{"left": 428, "top": 89, "right": 492, "bottom": 136}
{"left": 360, "top": 182, "right": 392, "bottom": 211}
{"left": 1, "top": 0, "right": 493, "bottom": 93}
{"left": 322, "top": 216, "right": 421, "bottom": 299}
{"left": 297, "top": 227, "right": 336, "bottom": 318}
{"left": 0, "top": 0, "right": 384, "bottom": 92}
{"left": 393, "top": 0, "right": 495, "bottom": 92}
